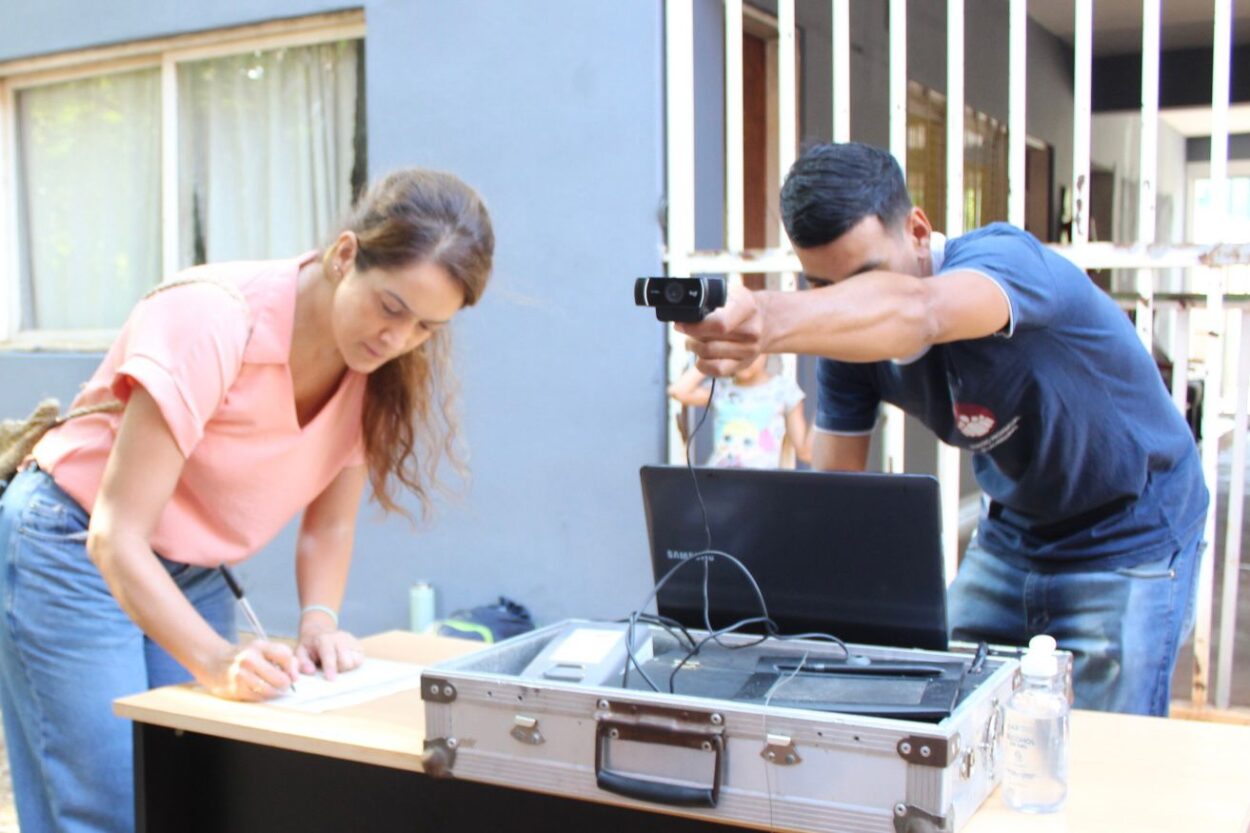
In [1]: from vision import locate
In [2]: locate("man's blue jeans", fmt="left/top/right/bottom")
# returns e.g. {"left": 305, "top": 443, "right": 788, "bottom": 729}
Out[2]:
{"left": 948, "top": 528, "right": 1205, "bottom": 715}
{"left": 0, "top": 465, "right": 235, "bottom": 833}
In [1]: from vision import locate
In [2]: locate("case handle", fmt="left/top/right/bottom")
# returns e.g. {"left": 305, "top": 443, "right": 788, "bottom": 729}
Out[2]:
{"left": 595, "top": 770, "right": 717, "bottom": 807}
{"left": 594, "top": 720, "right": 723, "bottom": 808}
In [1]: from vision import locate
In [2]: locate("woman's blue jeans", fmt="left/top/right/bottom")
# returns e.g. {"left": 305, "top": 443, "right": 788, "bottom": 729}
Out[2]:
{"left": 0, "top": 465, "right": 235, "bottom": 833}
{"left": 949, "top": 528, "right": 1205, "bottom": 715}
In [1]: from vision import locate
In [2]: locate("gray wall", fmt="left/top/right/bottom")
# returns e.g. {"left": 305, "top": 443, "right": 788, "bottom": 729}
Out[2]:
{"left": 1, "top": 0, "right": 669, "bottom": 635}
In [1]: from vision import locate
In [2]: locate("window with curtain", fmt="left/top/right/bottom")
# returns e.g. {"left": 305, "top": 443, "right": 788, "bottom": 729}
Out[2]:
{"left": 16, "top": 70, "right": 162, "bottom": 330}
{"left": 178, "top": 41, "right": 366, "bottom": 268}
{"left": 906, "top": 82, "right": 1009, "bottom": 236}
{"left": 12, "top": 34, "right": 365, "bottom": 335}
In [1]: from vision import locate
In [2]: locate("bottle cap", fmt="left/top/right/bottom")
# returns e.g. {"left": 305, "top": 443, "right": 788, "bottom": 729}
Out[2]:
{"left": 1021, "top": 636, "right": 1059, "bottom": 678}
{"left": 1028, "top": 634, "right": 1057, "bottom": 655}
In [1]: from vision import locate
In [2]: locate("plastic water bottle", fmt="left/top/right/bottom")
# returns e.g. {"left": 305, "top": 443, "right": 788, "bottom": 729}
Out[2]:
{"left": 409, "top": 582, "right": 436, "bottom": 633}
{"left": 1003, "top": 634, "right": 1069, "bottom": 813}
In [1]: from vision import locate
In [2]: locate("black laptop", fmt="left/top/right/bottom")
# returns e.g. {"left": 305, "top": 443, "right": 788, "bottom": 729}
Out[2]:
{"left": 639, "top": 465, "right": 949, "bottom": 652}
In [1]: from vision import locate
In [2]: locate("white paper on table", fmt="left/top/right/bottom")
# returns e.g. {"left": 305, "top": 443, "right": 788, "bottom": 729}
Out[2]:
{"left": 265, "top": 657, "right": 425, "bottom": 712}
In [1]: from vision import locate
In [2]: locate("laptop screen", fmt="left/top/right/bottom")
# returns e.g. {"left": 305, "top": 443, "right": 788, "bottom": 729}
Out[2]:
{"left": 639, "top": 465, "right": 949, "bottom": 651}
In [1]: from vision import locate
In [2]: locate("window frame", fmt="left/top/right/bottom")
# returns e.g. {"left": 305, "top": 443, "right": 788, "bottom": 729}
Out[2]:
{"left": 1185, "top": 159, "right": 1250, "bottom": 245}
{"left": 0, "top": 10, "right": 365, "bottom": 350}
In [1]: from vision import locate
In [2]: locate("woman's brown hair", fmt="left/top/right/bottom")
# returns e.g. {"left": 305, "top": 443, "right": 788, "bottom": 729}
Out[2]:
{"left": 327, "top": 169, "right": 494, "bottom": 518}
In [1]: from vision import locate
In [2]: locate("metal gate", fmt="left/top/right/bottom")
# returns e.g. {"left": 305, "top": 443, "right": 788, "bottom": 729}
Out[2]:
{"left": 663, "top": 0, "right": 1248, "bottom": 716}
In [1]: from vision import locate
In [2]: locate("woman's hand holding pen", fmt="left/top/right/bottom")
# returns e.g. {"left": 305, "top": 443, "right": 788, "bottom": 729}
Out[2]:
{"left": 203, "top": 641, "right": 300, "bottom": 702}
{"left": 296, "top": 610, "right": 364, "bottom": 681}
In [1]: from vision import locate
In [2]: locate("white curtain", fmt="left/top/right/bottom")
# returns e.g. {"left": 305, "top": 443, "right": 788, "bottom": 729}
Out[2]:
{"left": 178, "top": 41, "right": 361, "bottom": 268}
{"left": 17, "top": 69, "right": 162, "bottom": 330}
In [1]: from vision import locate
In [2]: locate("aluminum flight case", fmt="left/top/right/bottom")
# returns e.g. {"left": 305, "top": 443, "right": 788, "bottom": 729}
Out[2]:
{"left": 420, "top": 619, "right": 1018, "bottom": 833}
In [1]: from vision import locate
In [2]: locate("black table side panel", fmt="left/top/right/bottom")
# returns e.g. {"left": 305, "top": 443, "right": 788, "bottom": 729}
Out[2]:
{"left": 134, "top": 723, "right": 744, "bottom": 833}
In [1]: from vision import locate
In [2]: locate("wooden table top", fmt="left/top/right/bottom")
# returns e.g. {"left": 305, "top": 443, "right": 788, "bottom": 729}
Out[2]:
{"left": 114, "top": 631, "right": 478, "bottom": 773}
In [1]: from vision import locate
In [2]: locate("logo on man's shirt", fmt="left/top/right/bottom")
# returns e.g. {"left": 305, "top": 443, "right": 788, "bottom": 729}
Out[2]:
{"left": 954, "top": 403, "right": 997, "bottom": 438}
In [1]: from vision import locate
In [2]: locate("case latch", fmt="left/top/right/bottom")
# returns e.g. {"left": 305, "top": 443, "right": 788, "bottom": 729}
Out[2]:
{"left": 511, "top": 714, "right": 545, "bottom": 745}
{"left": 760, "top": 732, "right": 802, "bottom": 765}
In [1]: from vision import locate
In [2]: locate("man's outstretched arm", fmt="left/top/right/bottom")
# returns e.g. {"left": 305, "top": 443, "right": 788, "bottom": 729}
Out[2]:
{"left": 677, "top": 270, "right": 1009, "bottom": 376}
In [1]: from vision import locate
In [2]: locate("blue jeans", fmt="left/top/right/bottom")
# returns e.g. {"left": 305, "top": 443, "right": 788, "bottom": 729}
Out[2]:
{"left": 948, "top": 529, "right": 1205, "bottom": 715}
{"left": 0, "top": 465, "right": 235, "bottom": 833}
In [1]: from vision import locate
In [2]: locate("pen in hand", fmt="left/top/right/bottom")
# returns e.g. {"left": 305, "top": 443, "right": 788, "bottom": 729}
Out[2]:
{"left": 218, "top": 564, "right": 297, "bottom": 693}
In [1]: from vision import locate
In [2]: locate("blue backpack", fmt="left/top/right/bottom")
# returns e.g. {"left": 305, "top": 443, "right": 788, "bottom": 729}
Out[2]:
{"left": 437, "top": 596, "right": 535, "bottom": 643}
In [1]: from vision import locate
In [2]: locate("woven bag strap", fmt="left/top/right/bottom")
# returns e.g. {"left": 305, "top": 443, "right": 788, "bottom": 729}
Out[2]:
{"left": 143, "top": 276, "right": 249, "bottom": 312}
{"left": 55, "top": 399, "right": 124, "bottom": 425}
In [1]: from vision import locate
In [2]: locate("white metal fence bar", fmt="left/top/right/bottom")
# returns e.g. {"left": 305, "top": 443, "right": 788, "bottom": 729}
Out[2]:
{"left": 889, "top": 0, "right": 906, "bottom": 174}
{"left": 1219, "top": 309, "right": 1249, "bottom": 708}
{"left": 1135, "top": 0, "right": 1160, "bottom": 352}
{"left": 1052, "top": 242, "right": 1240, "bottom": 270}
{"left": 883, "top": 0, "right": 908, "bottom": 472}
{"left": 1007, "top": 0, "right": 1026, "bottom": 228}
{"left": 680, "top": 242, "right": 1240, "bottom": 277}
{"left": 1203, "top": 0, "right": 1233, "bottom": 710}
{"left": 1116, "top": 293, "right": 1250, "bottom": 309}
{"left": 778, "top": 0, "right": 797, "bottom": 242}
{"left": 682, "top": 250, "right": 802, "bottom": 274}
{"left": 1171, "top": 308, "right": 1192, "bottom": 414}
{"left": 665, "top": 0, "right": 695, "bottom": 465}
{"left": 777, "top": 0, "right": 799, "bottom": 386}
{"left": 724, "top": 0, "right": 744, "bottom": 291}
{"left": 1193, "top": 0, "right": 1233, "bottom": 707}
{"left": 938, "top": 0, "right": 965, "bottom": 583}
{"left": 1071, "top": 0, "right": 1092, "bottom": 245}
{"left": 832, "top": 0, "right": 850, "bottom": 144}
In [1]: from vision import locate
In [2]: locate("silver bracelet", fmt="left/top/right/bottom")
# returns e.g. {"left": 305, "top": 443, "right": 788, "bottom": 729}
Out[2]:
{"left": 300, "top": 604, "right": 339, "bottom": 628}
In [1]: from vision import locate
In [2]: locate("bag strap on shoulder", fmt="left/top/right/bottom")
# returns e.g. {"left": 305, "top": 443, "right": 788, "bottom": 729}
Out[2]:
{"left": 56, "top": 277, "right": 252, "bottom": 424}
{"left": 144, "top": 276, "right": 250, "bottom": 320}
{"left": 2, "top": 277, "right": 256, "bottom": 483}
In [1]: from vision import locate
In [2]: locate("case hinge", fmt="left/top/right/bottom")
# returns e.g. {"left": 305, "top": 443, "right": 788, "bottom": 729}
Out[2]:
{"left": 421, "top": 676, "right": 457, "bottom": 703}
{"left": 896, "top": 734, "right": 955, "bottom": 767}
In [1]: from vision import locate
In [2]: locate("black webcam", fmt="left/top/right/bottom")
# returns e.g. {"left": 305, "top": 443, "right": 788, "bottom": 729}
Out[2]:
{"left": 634, "top": 276, "right": 727, "bottom": 323}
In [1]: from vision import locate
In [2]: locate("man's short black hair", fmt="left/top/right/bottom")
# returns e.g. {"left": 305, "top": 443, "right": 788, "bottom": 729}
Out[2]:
{"left": 780, "top": 142, "right": 913, "bottom": 249}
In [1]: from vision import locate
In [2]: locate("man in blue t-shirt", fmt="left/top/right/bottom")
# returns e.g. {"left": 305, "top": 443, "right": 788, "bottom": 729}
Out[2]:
{"left": 677, "top": 142, "right": 1207, "bottom": 716}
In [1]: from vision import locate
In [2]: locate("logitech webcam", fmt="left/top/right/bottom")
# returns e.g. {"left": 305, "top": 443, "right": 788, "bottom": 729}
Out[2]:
{"left": 634, "top": 276, "right": 727, "bottom": 323}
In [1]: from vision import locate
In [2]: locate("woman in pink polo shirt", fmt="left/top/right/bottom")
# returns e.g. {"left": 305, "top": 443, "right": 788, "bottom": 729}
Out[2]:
{"left": 0, "top": 169, "right": 493, "bottom": 833}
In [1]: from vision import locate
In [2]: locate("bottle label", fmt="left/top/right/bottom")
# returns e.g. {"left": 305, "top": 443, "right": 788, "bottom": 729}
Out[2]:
{"left": 1003, "top": 705, "right": 1069, "bottom": 812}
{"left": 1005, "top": 714, "right": 1040, "bottom": 775}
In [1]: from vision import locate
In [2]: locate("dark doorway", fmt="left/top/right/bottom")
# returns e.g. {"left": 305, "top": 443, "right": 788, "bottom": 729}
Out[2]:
{"left": 1025, "top": 143, "right": 1054, "bottom": 242}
